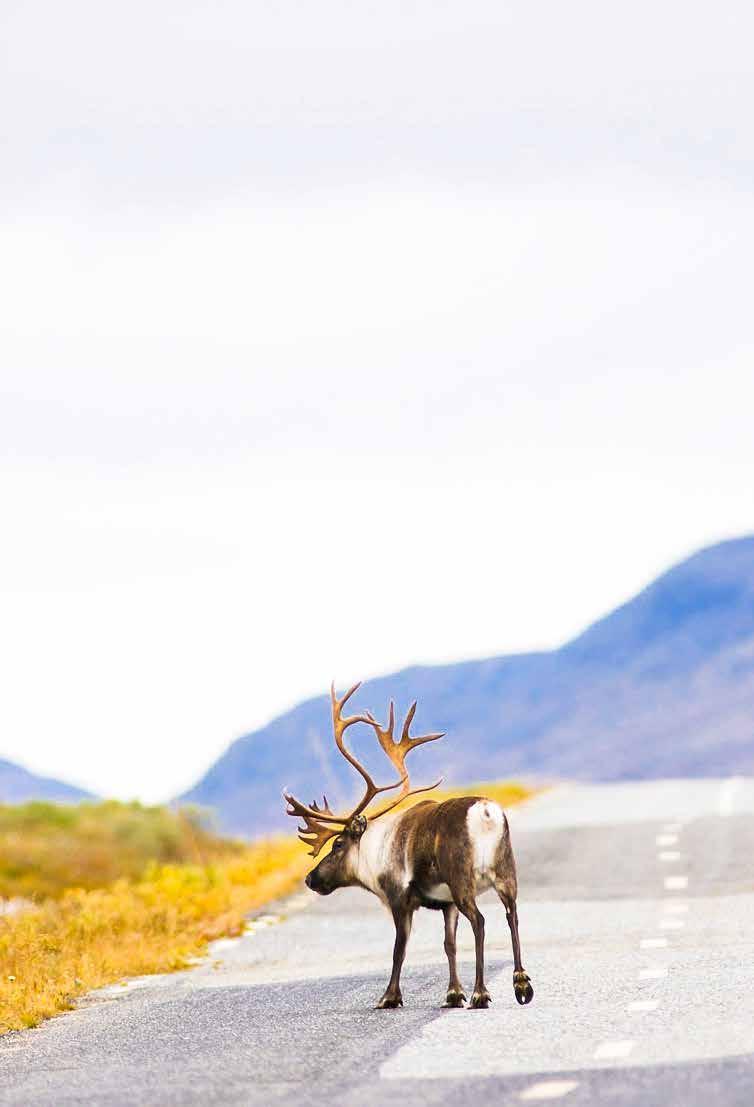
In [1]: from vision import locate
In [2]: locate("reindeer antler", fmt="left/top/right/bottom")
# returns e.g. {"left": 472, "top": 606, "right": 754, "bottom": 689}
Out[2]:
{"left": 284, "top": 681, "right": 444, "bottom": 856}
{"left": 282, "top": 793, "right": 346, "bottom": 858}
{"left": 359, "top": 698, "right": 444, "bottom": 820}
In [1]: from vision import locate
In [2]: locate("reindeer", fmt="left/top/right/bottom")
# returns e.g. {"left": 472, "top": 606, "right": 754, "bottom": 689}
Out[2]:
{"left": 284, "top": 682, "right": 534, "bottom": 1010}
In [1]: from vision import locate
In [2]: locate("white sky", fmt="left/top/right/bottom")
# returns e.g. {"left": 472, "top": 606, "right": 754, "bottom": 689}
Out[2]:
{"left": 2, "top": 1, "right": 753, "bottom": 801}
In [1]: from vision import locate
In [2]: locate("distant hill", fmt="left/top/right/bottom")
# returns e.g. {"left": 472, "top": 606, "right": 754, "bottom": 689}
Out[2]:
{"left": 180, "top": 535, "right": 754, "bottom": 836}
{"left": 0, "top": 758, "right": 93, "bottom": 804}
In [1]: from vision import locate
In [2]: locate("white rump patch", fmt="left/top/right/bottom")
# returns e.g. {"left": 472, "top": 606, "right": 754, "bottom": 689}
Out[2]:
{"left": 466, "top": 800, "right": 505, "bottom": 877}
{"left": 425, "top": 883, "right": 453, "bottom": 902}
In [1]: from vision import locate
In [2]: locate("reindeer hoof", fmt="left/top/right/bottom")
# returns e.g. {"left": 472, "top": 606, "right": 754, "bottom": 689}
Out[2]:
{"left": 376, "top": 992, "right": 403, "bottom": 1009}
{"left": 513, "top": 971, "right": 534, "bottom": 1005}
{"left": 442, "top": 989, "right": 466, "bottom": 1008}
{"left": 469, "top": 990, "right": 491, "bottom": 1009}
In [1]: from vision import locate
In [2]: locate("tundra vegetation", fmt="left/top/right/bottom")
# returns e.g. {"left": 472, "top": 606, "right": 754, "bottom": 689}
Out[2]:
{"left": 0, "top": 785, "right": 530, "bottom": 1034}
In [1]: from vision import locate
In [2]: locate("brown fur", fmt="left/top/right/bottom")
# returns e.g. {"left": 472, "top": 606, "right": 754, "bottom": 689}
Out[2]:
{"left": 305, "top": 796, "right": 534, "bottom": 1009}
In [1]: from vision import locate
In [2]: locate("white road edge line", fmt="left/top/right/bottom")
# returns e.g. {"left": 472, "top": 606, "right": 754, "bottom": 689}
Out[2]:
{"left": 519, "top": 1080, "right": 580, "bottom": 1101}
{"left": 594, "top": 1040, "right": 635, "bottom": 1060}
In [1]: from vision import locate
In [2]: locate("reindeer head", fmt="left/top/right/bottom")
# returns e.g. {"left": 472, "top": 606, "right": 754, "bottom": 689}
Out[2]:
{"left": 303, "top": 814, "right": 367, "bottom": 895}
{"left": 284, "top": 682, "right": 444, "bottom": 896}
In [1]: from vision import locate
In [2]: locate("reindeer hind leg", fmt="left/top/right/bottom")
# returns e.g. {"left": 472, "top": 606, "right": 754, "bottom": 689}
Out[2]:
{"left": 495, "top": 882, "right": 534, "bottom": 1006}
{"left": 452, "top": 893, "right": 490, "bottom": 1009}
{"left": 441, "top": 904, "right": 466, "bottom": 1008}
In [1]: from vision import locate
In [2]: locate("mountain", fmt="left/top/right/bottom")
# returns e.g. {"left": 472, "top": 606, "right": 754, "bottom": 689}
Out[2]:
{"left": 180, "top": 535, "right": 754, "bottom": 836}
{"left": 0, "top": 758, "right": 93, "bottom": 804}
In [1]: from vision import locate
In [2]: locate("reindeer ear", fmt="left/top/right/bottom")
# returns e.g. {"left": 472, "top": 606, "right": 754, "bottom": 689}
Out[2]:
{"left": 349, "top": 814, "right": 367, "bottom": 838}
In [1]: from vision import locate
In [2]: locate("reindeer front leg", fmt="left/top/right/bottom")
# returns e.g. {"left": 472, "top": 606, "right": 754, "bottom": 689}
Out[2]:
{"left": 376, "top": 905, "right": 414, "bottom": 1008}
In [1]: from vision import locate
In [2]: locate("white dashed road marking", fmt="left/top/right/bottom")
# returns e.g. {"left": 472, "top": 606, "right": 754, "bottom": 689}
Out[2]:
{"left": 639, "top": 967, "right": 668, "bottom": 980}
{"left": 594, "top": 1040, "right": 635, "bottom": 1060}
{"left": 656, "top": 834, "right": 678, "bottom": 846}
{"left": 658, "top": 851, "right": 681, "bottom": 862}
{"left": 660, "top": 918, "right": 685, "bottom": 929}
{"left": 640, "top": 937, "right": 668, "bottom": 949}
{"left": 664, "top": 875, "right": 689, "bottom": 890}
{"left": 627, "top": 1000, "right": 659, "bottom": 1013}
{"left": 519, "top": 1081, "right": 579, "bottom": 1100}
{"left": 663, "top": 902, "right": 689, "bottom": 914}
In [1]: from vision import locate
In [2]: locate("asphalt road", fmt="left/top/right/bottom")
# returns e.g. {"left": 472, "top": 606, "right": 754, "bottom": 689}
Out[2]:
{"left": 2, "top": 778, "right": 754, "bottom": 1106}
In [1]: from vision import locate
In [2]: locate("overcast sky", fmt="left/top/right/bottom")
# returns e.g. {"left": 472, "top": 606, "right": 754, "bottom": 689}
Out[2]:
{"left": 2, "top": 1, "right": 753, "bottom": 802}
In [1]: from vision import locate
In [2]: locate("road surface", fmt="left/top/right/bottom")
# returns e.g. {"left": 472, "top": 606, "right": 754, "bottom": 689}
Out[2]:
{"left": 2, "top": 778, "right": 754, "bottom": 1105}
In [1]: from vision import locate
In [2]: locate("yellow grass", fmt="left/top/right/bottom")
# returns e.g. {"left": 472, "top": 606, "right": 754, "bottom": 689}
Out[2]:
{"left": 0, "top": 782, "right": 533, "bottom": 1035}
{"left": 0, "top": 837, "right": 308, "bottom": 1034}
